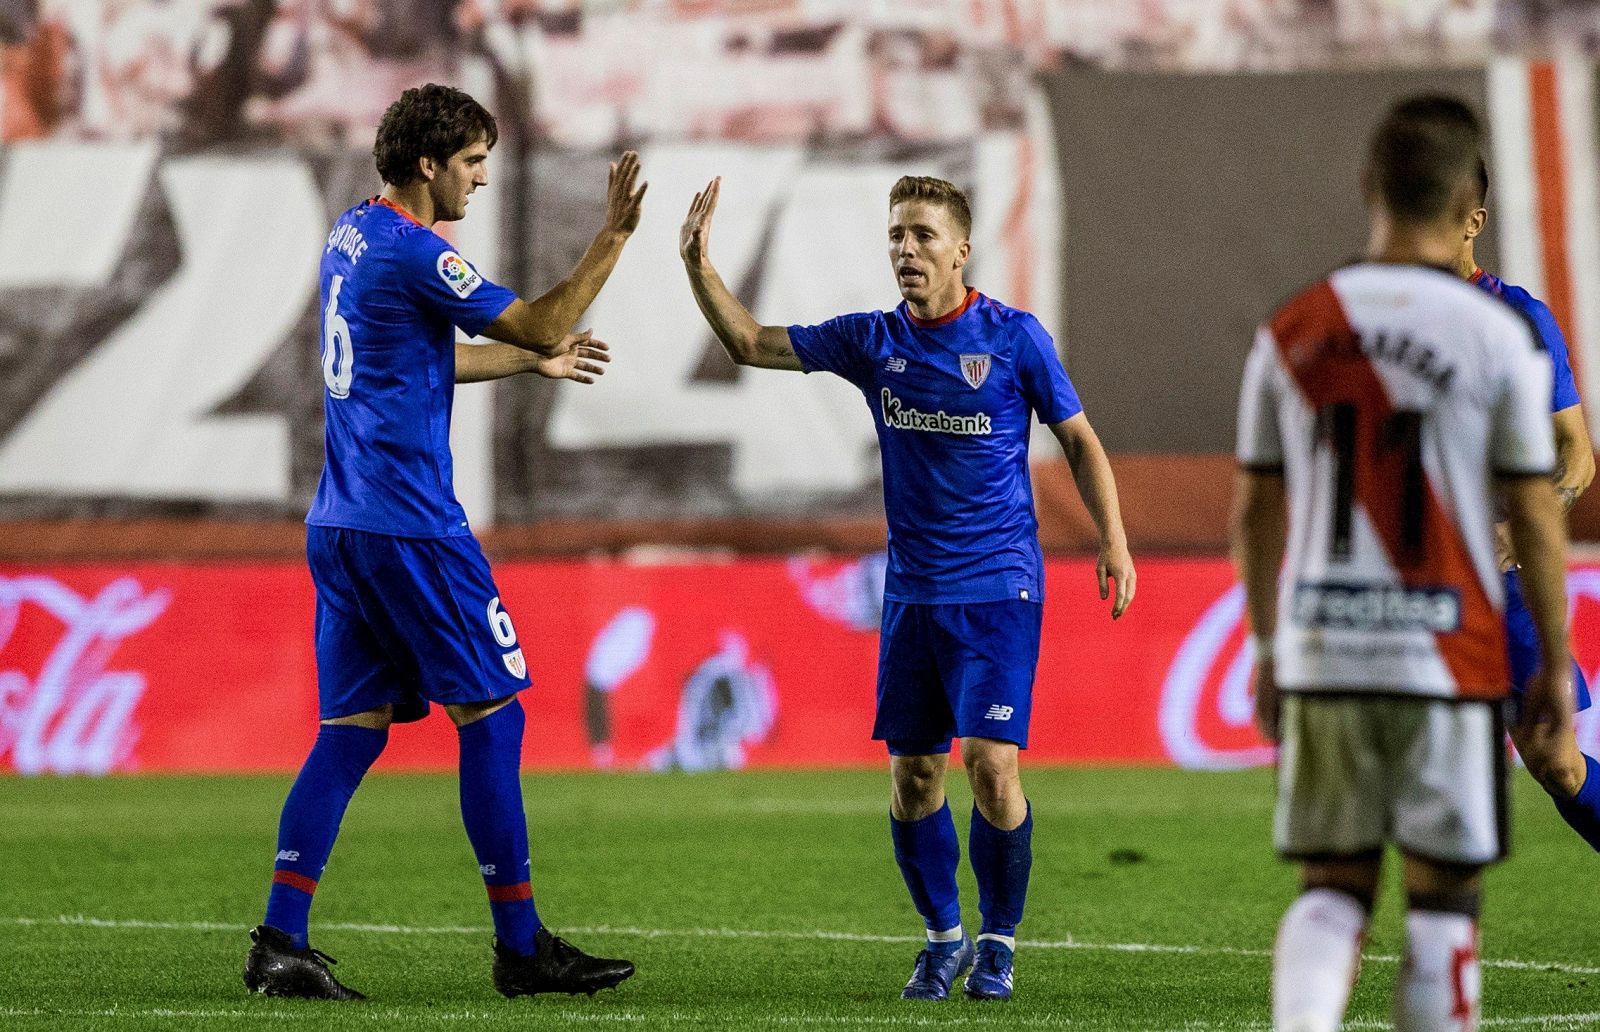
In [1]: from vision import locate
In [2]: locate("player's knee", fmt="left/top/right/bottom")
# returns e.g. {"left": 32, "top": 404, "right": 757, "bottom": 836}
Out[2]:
{"left": 890, "top": 755, "right": 945, "bottom": 816}
{"left": 963, "top": 754, "right": 1020, "bottom": 812}
{"left": 1300, "top": 879, "right": 1375, "bottom": 916}
{"left": 1406, "top": 886, "right": 1481, "bottom": 918}
{"left": 1301, "top": 854, "right": 1381, "bottom": 911}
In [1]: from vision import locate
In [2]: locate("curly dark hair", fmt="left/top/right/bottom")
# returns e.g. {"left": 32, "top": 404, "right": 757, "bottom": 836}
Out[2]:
{"left": 373, "top": 84, "right": 499, "bottom": 187}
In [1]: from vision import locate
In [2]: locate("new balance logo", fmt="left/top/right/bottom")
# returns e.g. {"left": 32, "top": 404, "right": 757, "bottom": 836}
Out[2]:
{"left": 276, "top": 850, "right": 300, "bottom": 862}
{"left": 885, "top": 357, "right": 907, "bottom": 373}
{"left": 984, "top": 705, "right": 1014, "bottom": 721}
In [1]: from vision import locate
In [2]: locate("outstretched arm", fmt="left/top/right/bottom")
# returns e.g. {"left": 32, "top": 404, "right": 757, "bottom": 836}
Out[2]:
{"left": 481, "top": 152, "right": 647, "bottom": 355}
{"left": 1049, "top": 413, "right": 1135, "bottom": 618}
{"left": 679, "top": 177, "right": 802, "bottom": 371}
{"left": 456, "top": 332, "right": 610, "bottom": 384}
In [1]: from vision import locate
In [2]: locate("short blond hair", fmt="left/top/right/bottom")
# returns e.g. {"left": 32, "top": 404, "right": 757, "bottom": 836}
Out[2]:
{"left": 889, "top": 176, "right": 971, "bottom": 239}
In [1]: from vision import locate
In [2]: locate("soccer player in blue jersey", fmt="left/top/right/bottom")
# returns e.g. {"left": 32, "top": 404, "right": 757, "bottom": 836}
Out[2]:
{"left": 243, "top": 84, "right": 643, "bottom": 1000}
{"left": 1459, "top": 158, "right": 1600, "bottom": 851}
{"left": 679, "top": 175, "right": 1135, "bottom": 1001}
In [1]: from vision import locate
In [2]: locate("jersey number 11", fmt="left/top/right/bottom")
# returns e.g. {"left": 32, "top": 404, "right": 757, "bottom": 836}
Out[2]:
{"left": 1317, "top": 402, "right": 1426, "bottom": 566}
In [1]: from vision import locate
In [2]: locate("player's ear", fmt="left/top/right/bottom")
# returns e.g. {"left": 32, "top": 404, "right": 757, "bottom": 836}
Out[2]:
{"left": 1465, "top": 207, "right": 1487, "bottom": 241}
{"left": 954, "top": 238, "right": 970, "bottom": 269}
{"left": 419, "top": 155, "right": 438, "bottom": 183}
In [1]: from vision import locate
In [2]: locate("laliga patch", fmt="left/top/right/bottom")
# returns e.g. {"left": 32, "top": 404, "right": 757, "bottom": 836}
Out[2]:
{"left": 502, "top": 648, "right": 527, "bottom": 679}
{"left": 959, "top": 353, "right": 991, "bottom": 389}
{"left": 437, "top": 250, "right": 483, "bottom": 298}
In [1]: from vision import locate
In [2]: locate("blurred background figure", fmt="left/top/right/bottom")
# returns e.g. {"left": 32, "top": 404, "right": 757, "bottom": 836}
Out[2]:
{"left": 581, "top": 605, "right": 656, "bottom": 769}
{"left": 647, "top": 630, "right": 776, "bottom": 773}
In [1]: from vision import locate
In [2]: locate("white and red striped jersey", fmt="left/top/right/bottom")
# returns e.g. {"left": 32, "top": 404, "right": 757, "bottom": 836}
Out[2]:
{"left": 1237, "top": 263, "right": 1555, "bottom": 699}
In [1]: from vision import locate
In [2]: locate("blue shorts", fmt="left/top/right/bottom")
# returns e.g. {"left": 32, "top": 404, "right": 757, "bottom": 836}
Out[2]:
{"left": 1504, "top": 568, "right": 1591, "bottom": 711}
{"left": 873, "top": 598, "right": 1043, "bottom": 754}
{"left": 307, "top": 526, "right": 532, "bottom": 723}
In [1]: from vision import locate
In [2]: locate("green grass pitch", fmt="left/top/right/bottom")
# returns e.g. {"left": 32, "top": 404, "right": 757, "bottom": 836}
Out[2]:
{"left": 1, "top": 767, "right": 1596, "bottom": 1030}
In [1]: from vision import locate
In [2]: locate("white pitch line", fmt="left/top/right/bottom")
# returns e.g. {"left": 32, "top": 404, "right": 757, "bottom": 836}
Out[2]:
{"left": 6, "top": 1006, "right": 1600, "bottom": 1032}
{"left": 0, "top": 1004, "right": 1076, "bottom": 1029}
{"left": 7, "top": 914, "right": 1600, "bottom": 979}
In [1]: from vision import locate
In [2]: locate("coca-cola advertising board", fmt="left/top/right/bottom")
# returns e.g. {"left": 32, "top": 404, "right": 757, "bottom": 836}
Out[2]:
{"left": 7, "top": 557, "right": 1600, "bottom": 776}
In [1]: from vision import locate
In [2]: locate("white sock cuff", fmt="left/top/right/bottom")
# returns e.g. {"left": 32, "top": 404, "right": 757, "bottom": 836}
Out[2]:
{"left": 1288, "top": 887, "right": 1369, "bottom": 938}
{"left": 976, "top": 932, "right": 1016, "bottom": 950}
{"left": 927, "top": 925, "right": 964, "bottom": 943}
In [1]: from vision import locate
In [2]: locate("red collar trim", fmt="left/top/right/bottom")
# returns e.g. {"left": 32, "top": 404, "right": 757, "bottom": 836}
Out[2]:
{"left": 1469, "top": 266, "right": 1485, "bottom": 284}
{"left": 371, "top": 195, "right": 427, "bottom": 228}
{"left": 905, "top": 287, "right": 979, "bottom": 328}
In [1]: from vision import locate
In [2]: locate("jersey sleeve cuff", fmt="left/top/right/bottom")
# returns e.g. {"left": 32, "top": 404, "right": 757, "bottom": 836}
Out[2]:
{"left": 785, "top": 325, "right": 822, "bottom": 374}
{"left": 456, "top": 295, "right": 517, "bottom": 340}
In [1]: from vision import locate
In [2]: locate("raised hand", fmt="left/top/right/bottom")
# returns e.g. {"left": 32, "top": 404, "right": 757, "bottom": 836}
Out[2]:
{"left": 680, "top": 177, "right": 721, "bottom": 266}
{"left": 604, "top": 151, "right": 647, "bottom": 236}
{"left": 536, "top": 330, "right": 611, "bottom": 384}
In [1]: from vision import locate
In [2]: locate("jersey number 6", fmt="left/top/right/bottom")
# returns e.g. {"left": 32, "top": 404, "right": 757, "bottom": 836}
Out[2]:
{"left": 488, "top": 596, "right": 519, "bottom": 648}
{"left": 322, "top": 274, "right": 355, "bottom": 399}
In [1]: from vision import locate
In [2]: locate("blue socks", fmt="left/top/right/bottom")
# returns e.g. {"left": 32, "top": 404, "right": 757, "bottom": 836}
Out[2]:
{"left": 264, "top": 723, "right": 389, "bottom": 948}
{"left": 969, "top": 802, "right": 1032, "bottom": 938}
{"left": 458, "top": 699, "right": 541, "bottom": 956}
{"left": 1554, "top": 753, "right": 1600, "bottom": 853}
{"left": 891, "top": 800, "right": 963, "bottom": 935}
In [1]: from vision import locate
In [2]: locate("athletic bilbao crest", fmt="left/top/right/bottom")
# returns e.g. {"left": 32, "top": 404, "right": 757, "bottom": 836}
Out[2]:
{"left": 959, "top": 353, "right": 991, "bottom": 389}
{"left": 503, "top": 648, "right": 527, "bottom": 679}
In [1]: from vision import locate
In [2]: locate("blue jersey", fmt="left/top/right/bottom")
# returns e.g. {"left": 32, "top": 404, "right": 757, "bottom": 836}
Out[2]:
{"left": 790, "top": 289, "right": 1083, "bottom": 605}
{"left": 1472, "top": 267, "right": 1582, "bottom": 413}
{"left": 307, "top": 198, "right": 517, "bottom": 538}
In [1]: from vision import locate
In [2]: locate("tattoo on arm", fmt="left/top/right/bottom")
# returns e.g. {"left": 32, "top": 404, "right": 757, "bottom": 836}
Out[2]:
{"left": 1559, "top": 486, "right": 1582, "bottom": 511}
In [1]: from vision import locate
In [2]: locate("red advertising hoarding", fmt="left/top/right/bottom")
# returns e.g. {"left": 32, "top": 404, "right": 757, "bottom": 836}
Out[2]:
{"left": 7, "top": 557, "right": 1600, "bottom": 775}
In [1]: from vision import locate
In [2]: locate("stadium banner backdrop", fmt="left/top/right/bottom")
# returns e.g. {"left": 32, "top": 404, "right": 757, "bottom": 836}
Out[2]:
{"left": 4, "top": 61, "right": 1600, "bottom": 552}
{"left": 9, "top": 556, "right": 1600, "bottom": 777}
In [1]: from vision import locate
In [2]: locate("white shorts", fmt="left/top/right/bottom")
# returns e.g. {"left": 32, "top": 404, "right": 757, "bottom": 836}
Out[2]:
{"left": 1274, "top": 693, "right": 1507, "bottom": 867}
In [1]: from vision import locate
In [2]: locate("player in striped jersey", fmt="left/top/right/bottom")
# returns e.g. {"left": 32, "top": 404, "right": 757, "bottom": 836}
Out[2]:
{"left": 1233, "top": 96, "right": 1574, "bottom": 1032}
{"left": 1455, "top": 161, "right": 1600, "bottom": 852}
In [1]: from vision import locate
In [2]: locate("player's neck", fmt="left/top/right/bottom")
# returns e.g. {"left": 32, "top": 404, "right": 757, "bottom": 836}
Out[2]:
{"left": 906, "top": 281, "right": 971, "bottom": 323}
{"left": 1365, "top": 213, "right": 1460, "bottom": 270}
{"left": 1456, "top": 243, "right": 1478, "bottom": 281}
{"left": 379, "top": 184, "right": 435, "bottom": 226}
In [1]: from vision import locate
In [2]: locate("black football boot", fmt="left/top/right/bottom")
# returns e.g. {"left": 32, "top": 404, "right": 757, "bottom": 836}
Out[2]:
{"left": 492, "top": 926, "right": 635, "bottom": 998}
{"left": 243, "top": 925, "right": 366, "bottom": 1000}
